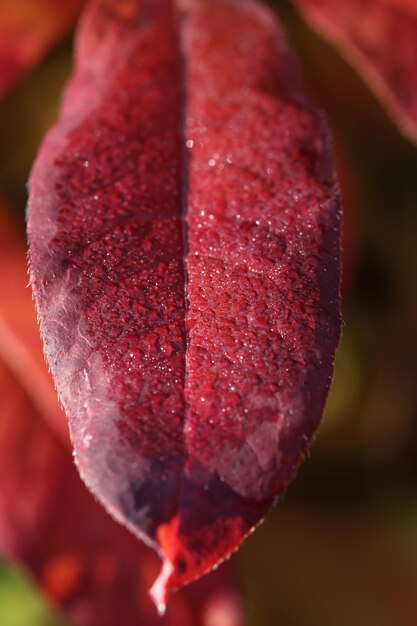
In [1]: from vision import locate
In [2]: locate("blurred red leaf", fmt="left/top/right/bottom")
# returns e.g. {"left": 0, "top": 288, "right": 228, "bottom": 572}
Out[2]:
{"left": 0, "top": 0, "right": 85, "bottom": 99}
{"left": 27, "top": 0, "right": 341, "bottom": 608}
{"left": 291, "top": 0, "right": 417, "bottom": 143}
{"left": 0, "top": 199, "right": 68, "bottom": 441}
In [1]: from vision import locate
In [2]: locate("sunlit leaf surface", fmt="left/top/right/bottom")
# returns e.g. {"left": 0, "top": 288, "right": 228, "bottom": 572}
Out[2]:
{"left": 27, "top": 0, "right": 341, "bottom": 607}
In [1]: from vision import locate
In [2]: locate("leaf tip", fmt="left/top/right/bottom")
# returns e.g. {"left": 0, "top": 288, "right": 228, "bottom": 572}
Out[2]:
{"left": 149, "top": 558, "right": 174, "bottom": 616}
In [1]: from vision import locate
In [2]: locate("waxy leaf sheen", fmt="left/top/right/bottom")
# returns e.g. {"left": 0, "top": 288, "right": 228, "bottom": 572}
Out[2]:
{"left": 292, "top": 0, "right": 417, "bottom": 144}
{"left": 27, "top": 0, "right": 341, "bottom": 609}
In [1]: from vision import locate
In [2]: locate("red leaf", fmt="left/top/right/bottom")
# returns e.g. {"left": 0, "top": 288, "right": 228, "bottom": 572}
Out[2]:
{"left": 0, "top": 0, "right": 85, "bottom": 99}
{"left": 0, "top": 357, "right": 242, "bottom": 626}
{"left": 291, "top": 0, "right": 417, "bottom": 143}
{"left": 0, "top": 199, "right": 68, "bottom": 441}
{"left": 0, "top": 203, "right": 242, "bottom": 625}
{"left": 27, "top": 0, "right": 341, "bottom": 609}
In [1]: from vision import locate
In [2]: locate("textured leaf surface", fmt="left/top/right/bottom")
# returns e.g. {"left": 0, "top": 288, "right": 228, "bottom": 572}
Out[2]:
{"left": 0, "top": 358, "right": 242, "bottom": 626}
{"left": 0, "top": 200, "right": 242, "bottom": 623}
{"left": 27, "top": 0, "right": 341, "bottom": 607}
{"left": 291, "top": 0, "right": 417, "bottom": 143}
